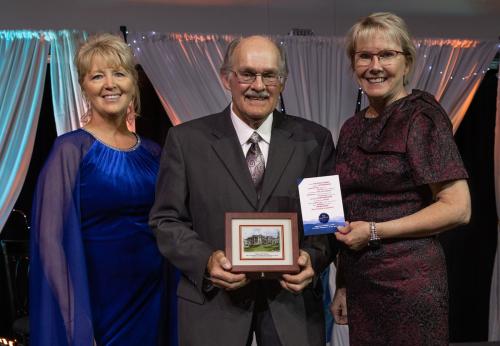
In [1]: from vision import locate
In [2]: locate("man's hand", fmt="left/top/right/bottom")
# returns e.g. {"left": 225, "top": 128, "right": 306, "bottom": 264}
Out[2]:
{"left": 206, "top": 250, "right": 249, "bottom": 290}
{"left": 330, "top": 287, "right": 348, "bottom": 324}
{"left": 280, "top": 250, "right": 314, "bottom": 293}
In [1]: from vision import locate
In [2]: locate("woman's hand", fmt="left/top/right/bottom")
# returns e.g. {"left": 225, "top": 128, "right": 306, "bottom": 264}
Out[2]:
{"left": 335, "top": 221, "right": 371, "bottom": 251}
{"left": 331, "top": 287, "right": 348, "bottom": 325}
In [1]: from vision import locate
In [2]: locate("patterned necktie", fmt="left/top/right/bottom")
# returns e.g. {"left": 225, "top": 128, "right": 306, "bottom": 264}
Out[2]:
{"left": 246, "top": 132, "right": 265, "bottom": 192}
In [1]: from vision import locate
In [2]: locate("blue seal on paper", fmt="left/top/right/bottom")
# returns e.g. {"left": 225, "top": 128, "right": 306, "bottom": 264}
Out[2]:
{"left": 318, "top": 213, "right": 329, "bottom": 224}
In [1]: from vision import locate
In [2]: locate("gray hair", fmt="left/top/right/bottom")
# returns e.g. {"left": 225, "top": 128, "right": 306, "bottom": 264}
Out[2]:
{"left": 220, "top": 36, "right": 288, "bottom": 78}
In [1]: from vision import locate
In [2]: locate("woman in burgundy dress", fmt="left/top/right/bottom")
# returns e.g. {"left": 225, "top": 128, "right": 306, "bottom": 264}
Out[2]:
{"left": 331, "top": 12, "right": 471, "bottom": 346}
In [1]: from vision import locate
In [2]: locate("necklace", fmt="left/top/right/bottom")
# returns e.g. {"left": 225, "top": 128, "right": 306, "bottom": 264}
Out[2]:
{"left": 81, "top": 127, "right": 140, "bottom": 151}
{"left": 364, "top": 107, "right": 380, "bottom": 119}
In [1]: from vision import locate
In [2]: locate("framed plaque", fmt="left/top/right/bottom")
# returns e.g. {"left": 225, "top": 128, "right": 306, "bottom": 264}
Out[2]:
{"left": 225, "top": 212, "right": 299, "bottom": 278}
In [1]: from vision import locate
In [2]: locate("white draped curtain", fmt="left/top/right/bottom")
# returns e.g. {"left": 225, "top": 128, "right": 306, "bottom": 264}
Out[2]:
{"left": 279, "top": 36, "right": 357, "bottom": 141}
{"left": 0, "top": 31, "right": 50, "bottom": 232}
{"left": 410, "top": 39, "right": 498, "bottom": 131}
{"left": 0, "top": 30, "right": 87, "bottom": 234}
{"left": 129, "top": 33, "right": 231, "bottom": 124}
{"left": 489, "top": 74, "right": 500, "bottom": 341}
{"left": 129, "top": 32, "right": 497, "bottom": 141}
{"left": 50, "top": 30, "right": 88, "bottom": 135}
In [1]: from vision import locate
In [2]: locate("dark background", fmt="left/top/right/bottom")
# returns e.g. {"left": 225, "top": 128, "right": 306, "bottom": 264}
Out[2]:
{"left": 440, "top": 68, "right": 499, "bottom": 342}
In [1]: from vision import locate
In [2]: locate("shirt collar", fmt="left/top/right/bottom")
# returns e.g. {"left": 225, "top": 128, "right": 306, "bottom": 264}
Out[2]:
{"left": 230, "top": 103, "right": 273, "bottom": 145}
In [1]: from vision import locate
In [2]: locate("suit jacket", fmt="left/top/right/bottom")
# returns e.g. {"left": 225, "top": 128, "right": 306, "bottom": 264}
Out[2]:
{"left": 150, "top": 107, "right": 336, "bottom": 346}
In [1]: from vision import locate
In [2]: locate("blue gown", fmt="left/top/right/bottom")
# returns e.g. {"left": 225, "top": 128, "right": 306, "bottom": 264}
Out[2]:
{"left": 30, "top": 128, "right": 165, "bottom": 346}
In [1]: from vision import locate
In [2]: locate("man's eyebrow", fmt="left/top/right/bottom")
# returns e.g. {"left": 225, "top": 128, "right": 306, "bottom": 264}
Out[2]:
{"left": 238, "top": 67, "right": 279, "bottom": 73}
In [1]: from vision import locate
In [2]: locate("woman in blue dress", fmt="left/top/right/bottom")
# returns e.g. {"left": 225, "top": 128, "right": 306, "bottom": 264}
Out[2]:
{"left": 30, "top": 34, "right": 165, "bottom": 346}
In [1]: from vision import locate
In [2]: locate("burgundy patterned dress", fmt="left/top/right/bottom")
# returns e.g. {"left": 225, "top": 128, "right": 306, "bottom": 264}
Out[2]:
{"left": 335, "top": 90, "right": 468, "bottom": 346}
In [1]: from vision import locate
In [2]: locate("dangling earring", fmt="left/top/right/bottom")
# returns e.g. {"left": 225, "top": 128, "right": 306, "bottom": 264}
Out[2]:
{"left": 126, "top": 101, "right": 137, "bottom": 121}
{"left": 125, "top": 100, "right": 138, "bottom": 132}
{"left": 81, "top": 94, "right": 92, "bottom": 125}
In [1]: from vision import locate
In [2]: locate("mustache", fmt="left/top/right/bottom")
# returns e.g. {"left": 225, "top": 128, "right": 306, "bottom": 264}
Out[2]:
{"left": 245, "top": 91, "right": 270, "bottom": 98}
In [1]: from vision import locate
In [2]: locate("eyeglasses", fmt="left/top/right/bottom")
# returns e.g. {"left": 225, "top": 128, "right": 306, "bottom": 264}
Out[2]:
{"left": 354, "top": 50, "right": 406, "bottom": 67}
{"left": 230, "top": 70, "right": 284, "bottom": 86}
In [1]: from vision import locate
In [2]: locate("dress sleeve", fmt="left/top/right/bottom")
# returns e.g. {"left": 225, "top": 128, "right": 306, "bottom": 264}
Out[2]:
{"left": 406, "top": 104, "right": 468, "bottom": 186}
{"left": 30, "top": 133, "right": 94, "bottom": 346}
{"left": 140, "top": 136, "right": 162, "bottom": 160}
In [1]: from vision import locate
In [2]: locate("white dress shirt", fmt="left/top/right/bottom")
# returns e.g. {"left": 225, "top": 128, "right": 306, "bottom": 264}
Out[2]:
{"left": 230, "top": 104, "right": 273, "bottom": 166}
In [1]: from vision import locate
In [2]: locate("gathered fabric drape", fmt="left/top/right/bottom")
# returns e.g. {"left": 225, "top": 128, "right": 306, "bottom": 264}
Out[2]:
{"left": 0, "top": 31, "right": 50, "bottom": 233}
{"left": 410, "top": 39, "right": 498, "bottom": 132}
{"left": 0, "top": 30, "right": 88, "bottom": 235}
{"left": 129, "top": 32, "right": 497, "bottom": 141}
{"left": 50, "top": 30, "right": 88, "bottom": 135}
{"left": 129, "top": 33, "right": 231, "bottom": 124}
{"left": 279, "top": 36, "right": 357, "bottom": 141}
{"left": 489, "top": 74, "right": 500, "bottom": 341}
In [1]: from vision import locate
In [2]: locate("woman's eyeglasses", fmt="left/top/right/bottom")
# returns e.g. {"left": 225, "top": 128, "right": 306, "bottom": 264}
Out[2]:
{"left": 354, "top": 50, "right": 406, "bottom": 67}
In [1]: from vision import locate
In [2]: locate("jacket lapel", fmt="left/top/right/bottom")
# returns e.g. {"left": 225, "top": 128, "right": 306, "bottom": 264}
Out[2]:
{"left": 210, "top": 107, "right": 259, "bottom": 209}
{"left": 258, "top": 111, "right": 296, "bottom": 210}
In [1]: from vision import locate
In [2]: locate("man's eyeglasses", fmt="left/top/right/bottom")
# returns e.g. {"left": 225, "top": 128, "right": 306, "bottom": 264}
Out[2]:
{"left": 354, "top": 50, "right": 406, "bottom": 67}
{"left": 230, "top": 70, "right": 284, "bottom": 86}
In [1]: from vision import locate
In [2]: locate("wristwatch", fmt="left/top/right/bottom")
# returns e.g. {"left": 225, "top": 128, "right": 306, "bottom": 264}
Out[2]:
{"left": 368, "top": 222, "right": 381, "bottom": 249}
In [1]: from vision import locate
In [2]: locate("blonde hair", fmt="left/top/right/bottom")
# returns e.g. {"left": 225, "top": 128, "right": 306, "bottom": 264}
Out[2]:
{"left": 345, "top": 12, "right": 416, "bottom": 85}
{"left": 75, "top": 33, "right": 141, "bottom": 115}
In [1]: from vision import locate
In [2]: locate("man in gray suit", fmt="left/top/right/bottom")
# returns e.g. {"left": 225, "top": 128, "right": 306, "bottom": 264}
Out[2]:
{"left": 150, "top": 35, "right": 335, "bottom": 346}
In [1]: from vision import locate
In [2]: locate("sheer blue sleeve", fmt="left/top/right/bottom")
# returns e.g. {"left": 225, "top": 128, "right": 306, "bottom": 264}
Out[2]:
{"left": 140, "top": 136, "right": 162, "bottom": 160}
{"left": 30, "top": 130, "right": 95, "bottom": 346}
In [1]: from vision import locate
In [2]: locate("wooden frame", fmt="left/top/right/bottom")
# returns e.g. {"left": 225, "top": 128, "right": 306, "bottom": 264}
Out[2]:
{"left": 225, "top": 212, "right": 299, "bottom": 278}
